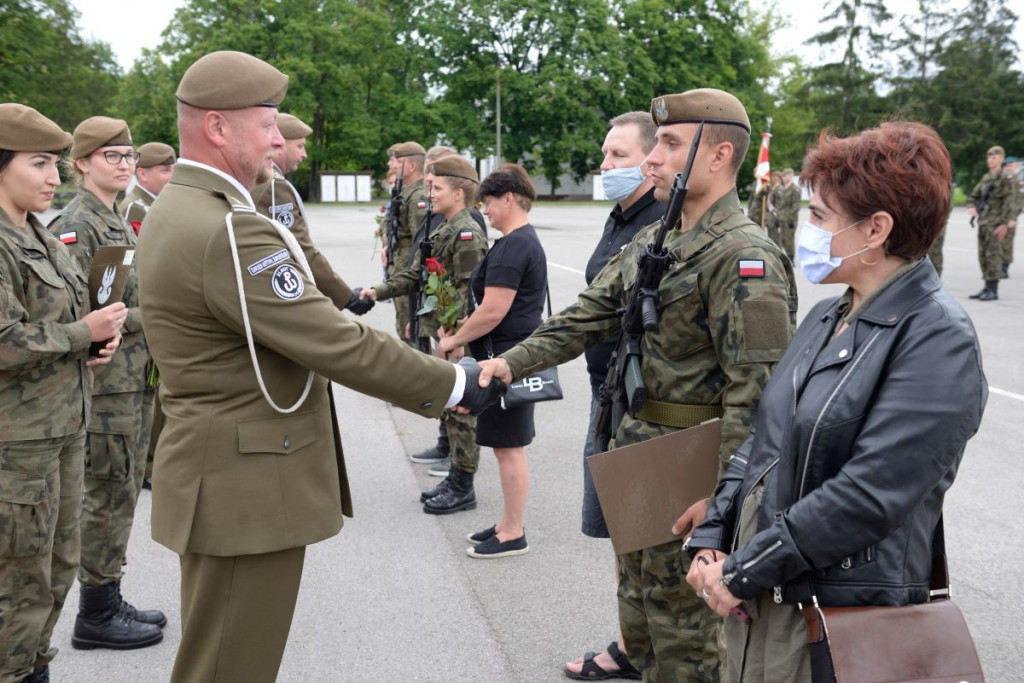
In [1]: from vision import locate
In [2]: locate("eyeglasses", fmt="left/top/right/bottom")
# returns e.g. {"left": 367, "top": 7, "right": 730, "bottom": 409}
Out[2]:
{"left": 94, "top": 150, "right": 141, "bottom": 165}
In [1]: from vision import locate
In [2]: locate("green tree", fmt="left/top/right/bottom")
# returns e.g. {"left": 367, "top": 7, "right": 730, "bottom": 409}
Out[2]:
{"left": 111, "top": 50, "right": 178, "bottom": 149}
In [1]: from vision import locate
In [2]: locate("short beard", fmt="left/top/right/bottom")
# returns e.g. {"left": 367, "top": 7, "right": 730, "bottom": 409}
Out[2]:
{"left": 254, "top": 163, "right": 271, "bottom": 186}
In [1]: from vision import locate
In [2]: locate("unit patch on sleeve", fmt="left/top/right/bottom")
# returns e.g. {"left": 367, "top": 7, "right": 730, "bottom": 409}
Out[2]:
{"left": 271, "top": 203, "right": 295, "bottom": 229}
{"left": 271, "top": 264, "right": 304, "bottom": 300}
{"left": 458, "top": 230, "right": 474, "bottom": 241}
{"left": 738, "top": 259, "right": 765, "bottom": 278}
{"left": 59, "top": 232, "right": 77, "bottom": 244}
{"left": 247, "top": 249, "right": 290, "bottom": 276}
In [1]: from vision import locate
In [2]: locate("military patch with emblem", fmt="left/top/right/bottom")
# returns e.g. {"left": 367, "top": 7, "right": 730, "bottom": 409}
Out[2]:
{"left": 738, "top": 259, "right": 765, "bottom": 278}
{"left": 271, "top": 264, "right": 304, "bottom": 300}
{"left": 417, "top": 201, "right": 428, "bottom": 209}
{"left": 654, "top": 97, "right": 668, "bottom": 123}
{"left": 276, "top": 211, "right": 295, "bottom": 229}
{"left": 247, "top": 249, "right": 290, "bottom": 276}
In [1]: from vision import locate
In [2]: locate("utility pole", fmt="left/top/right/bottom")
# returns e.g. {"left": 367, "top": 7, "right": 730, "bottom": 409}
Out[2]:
{"left": 495, "top": 63, "right": 503, "bottom": 167}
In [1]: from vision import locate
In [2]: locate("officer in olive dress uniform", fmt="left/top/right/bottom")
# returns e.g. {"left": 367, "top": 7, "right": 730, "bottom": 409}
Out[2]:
{"left": 49, "top": 117, "right": 166, "bottom": 650}
{"left": 0, "top": 103, "right": 124, "bottom": 683}
{"left": 119, "top": 141, "right": 176, "bottom": 490}
{"left": 135, "top": 51, "right": 503, "bottom": 683}
{"left": 967, "top": 145, "right": 1015, "bottom": 300}
{"left": 363, "top": 156, "right": 489, "bottom": 513}
{"left": 384, "top": 141, "right": 429, "bottom": 340}
{"left": 477, "top": 89, "right": 797, "bottom": 682}
{"left": 252, "top": 113, "right": 373, "bottom": 316}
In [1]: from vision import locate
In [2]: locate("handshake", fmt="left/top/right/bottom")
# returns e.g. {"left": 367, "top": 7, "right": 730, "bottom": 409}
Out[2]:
{"left": 452, "top": 357, "right": 509, "bottom": 414}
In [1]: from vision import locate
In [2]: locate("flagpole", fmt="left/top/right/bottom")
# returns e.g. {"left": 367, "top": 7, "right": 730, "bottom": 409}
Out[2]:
{"left": 756, "top": 116, "right": 772, "bottom": 232}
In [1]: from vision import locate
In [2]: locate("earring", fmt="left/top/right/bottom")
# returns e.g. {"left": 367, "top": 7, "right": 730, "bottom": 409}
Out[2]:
{"left": 858, "top": 247, "right": 881, "bottom": 266}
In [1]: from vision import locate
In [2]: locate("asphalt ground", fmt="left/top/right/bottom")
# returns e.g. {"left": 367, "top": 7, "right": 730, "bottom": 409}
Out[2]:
{"left": 42, "top": 202, "right": 1022, "bottom": 682}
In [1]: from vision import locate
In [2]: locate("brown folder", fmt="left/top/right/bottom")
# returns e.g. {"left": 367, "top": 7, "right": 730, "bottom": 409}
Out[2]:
{"left": 87, "top": 246, "right": 133, "bottom": 356}
{"left": 588, "top": 419, "right": 721, "bottom": 556}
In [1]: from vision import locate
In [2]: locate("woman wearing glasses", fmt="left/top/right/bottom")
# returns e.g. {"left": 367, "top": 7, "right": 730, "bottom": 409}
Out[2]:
{"left": 48, "top": 117, "right": 165, "bottom": 651}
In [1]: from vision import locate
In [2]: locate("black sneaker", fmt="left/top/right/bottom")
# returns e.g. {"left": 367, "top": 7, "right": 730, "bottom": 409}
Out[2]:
{"left": 466, "top": 533, "right": 529, "bottom": 559}
{"left": 410, "top": 446, "right": 448, "bottom": 464}
{"left": 467, "top": 526, "right": 497, "bottom": 545}
{"left": 428, "top": 456, "right": 451, "bottom": 477}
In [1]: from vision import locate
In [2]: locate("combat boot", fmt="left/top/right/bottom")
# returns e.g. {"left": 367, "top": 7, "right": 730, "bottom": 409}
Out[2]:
{"left": 25, "top": 665, "right": 49, "bottom": 683}
{"left": 978, "top": 280, "right": 999, "bottom": 301}
{"left": 1001, "top": 264, "right": 1009, "bottom": 279}
{"left": 969, "top": 282, "right": 992, "bottom": 299}
{"left": 72, "top": 583, "right": 163, "bottom": 650}
{"left": 114, "top": 579, "right": 167, "bottom": 627}
{"left": 420, "top": 476, "right": 451, "bottom": 502}
{"left": 422, "top": 468, "right": 476, "bottom": 515}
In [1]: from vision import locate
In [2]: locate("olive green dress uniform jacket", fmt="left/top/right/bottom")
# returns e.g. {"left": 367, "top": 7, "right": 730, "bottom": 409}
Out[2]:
{"left": 373, "top": 208, "right": 488, "bottom": 341}
{"left": 136, "top": 161, "right": 455, "bottom": 557}
{"left": 252, "top": 164, "right": 354, "bottom": 309}
{"left": 118, "top": 185, "right": 154, "bottom": 234}
{"left": 502, "top": 190, "right": 797, "bottom": 469}
{"left": 50, "top": 189, "right": 151, "bottom": 399}
{"left": 0, "top": 211, "right": 93, "bottom": 440}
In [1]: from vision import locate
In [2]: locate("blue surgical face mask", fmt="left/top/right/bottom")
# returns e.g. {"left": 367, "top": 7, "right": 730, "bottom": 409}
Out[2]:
{"left": 601, "top": 165, "right": 646, "bottom": 202}
{"left": 797, "top": 219, "right": 868, "bottom": 284}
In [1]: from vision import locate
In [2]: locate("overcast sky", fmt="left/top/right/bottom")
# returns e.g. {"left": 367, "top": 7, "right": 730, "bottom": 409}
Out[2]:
{"left": 72, "top": 0, "right": 1022, "bottom": 75}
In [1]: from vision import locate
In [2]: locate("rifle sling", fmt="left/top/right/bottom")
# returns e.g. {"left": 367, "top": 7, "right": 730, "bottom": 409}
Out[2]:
{"left": 635, "top": 399, "right": 723, "bottom": 429}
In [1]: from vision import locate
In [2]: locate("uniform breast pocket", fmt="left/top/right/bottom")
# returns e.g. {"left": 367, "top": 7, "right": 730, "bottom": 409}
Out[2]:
{"left": 20, "top": 249, "right": 72, "bottom": 310}
{"left": 0, "top": 467, "right": 56, "bottom": 558}
{"left": 642, "top": 272, "right": 710, "bottom": 361}
{"left": 237, "top": 410, "right": 321, "bottom": 456}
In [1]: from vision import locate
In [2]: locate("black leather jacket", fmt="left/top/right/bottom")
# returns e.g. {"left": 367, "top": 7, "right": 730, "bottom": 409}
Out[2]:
{"left": 691, "top": 259, "right": 987, "bottom": 607}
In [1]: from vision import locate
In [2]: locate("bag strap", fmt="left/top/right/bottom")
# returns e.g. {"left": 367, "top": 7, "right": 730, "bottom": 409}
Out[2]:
{"left": 483, "top": 285, "right": 552, "bottom": 360}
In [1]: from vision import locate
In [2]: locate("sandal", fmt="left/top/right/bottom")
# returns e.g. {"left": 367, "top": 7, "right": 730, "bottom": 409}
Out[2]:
{"left": 564, "top": 640, "right": 642, "bottom": 680}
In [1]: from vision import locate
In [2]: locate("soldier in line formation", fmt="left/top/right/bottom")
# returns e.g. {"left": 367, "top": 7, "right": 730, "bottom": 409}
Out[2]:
{"left": 747, "top": 169, "right": 799, "bottom": 260}
{"left": 968, "top": 145, "right": 1018, "bottom": 301}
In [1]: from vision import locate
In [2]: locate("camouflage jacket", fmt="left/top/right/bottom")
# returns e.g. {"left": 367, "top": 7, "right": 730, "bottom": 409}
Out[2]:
{"left": 969, "top": 171, "right": 1015, "bottom": 227}
{"left": 252, "top": 164, "right": 353, "bottom": 309}
{"left": 373, "top": 208, "right": 488, "bottom": 340}
{"left": 386, "top": 179, "right": 427, "bottom": 268}
{"left": 502, "top": 190, "right": 797, "bottom": 469}
{"left": 0, "top": 210, "right": 93, "bottom": 440}
{"left": 50, "top": 188, "right": 150, "bottom": 395}
{"left": 776, "top": 183, "right": 801, "bottom": 225}
{"left": 118, "top": 184, "right": 155, "bottom": 235}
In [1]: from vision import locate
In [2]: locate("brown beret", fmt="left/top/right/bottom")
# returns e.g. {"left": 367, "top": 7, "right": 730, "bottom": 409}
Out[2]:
{"left": 390, "top": 141, "right": 426, "bottom": 158}
{"left": 0, "top": 103, "right": 72, "bottom": 152}
{"left": 70, "top": 116, "right": 133, "bottom": 159}
{"left": 276, "top": 113, "right": 312, "bottom": 140}
{"left": 177, "top": 51, "right": 288, "bottom": 110}
{"left": 137, "top": 142, "right": 176, "bottom": 168}
{"left": 651, "top": 88, "right": 750, "bottom": 132}
{"left": 987, "top": 146, "right": 1005, "bottom": 156}
{"left": 427, "top": 156, "right": 478, "bottom": 183}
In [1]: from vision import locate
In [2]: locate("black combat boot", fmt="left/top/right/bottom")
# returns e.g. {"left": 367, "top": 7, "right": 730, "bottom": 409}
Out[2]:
{"left": 422, "top": 468, "right": 476, "bottom": 515}
{"left": 969, "top": 282, "right": 992, "bottom": 299}
{"left": 420, "top": 476, "right": 452, "bottom": 503}
{"left": 1001, "top": 264, "right": 1009, "bottom": 279}
{"left": 114, "top": 579, "right": 167, "bottom": 627}
{"left": 72, "top": 583, "right": 163, "bottom": 650}
{"left": 25, "top": 665, "right": 49, "bottom": 683}
{"left": 978, "top": 280, "right": 999, "bottom": 301}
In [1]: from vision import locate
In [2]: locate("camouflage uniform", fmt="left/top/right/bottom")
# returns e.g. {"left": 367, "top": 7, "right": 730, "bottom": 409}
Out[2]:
{"left": 1004, "top": 171, "right": 1022, "bottom": 272}
{"left": 766, "top": 184, "right": 783, "bottom": 251}
{"left": 374, "top": 208, "right": 488, "bottom": 473}
{"left": 502, "top": 191, "right": 796, "bottom": 682}
{"left": 1, "top": 210, "right": 92, "bottom": 679}
{"left": 386, "top": 179, "right": 428, "bottom": 340}
{"left": 775, "top": 183, "right": 800, "bottom": 260}
{"left": 49, "top": 188, "right": 155, "bottom": 587}
{"left": 968, "top": 170, "right": 1015, "bottom": 281}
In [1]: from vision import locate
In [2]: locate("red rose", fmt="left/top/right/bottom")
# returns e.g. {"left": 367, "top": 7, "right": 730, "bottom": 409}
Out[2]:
{"left": 425, "top": 257, "right": 440, "bottom": 273}
{"left": 131, "top": 221, "right": 142, "bottom": 235}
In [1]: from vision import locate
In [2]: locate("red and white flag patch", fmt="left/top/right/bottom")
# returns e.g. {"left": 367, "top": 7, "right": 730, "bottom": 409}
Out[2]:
{"left": 59, "top": 232, "right": 77, "bottom": 244}
{"left": 738, "top": 259, "right": 765, "bottom": 278}
{"left": 459, "top": 230, "right": 474, "bottom": 241}
{"left": 417, "top": 201, "right": 428, "bottom": 209}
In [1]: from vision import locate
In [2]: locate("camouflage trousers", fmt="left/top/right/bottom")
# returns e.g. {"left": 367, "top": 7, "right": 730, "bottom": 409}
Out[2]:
{"left": 443, "top": 408, "right": 479, "bottom": 474}
{"left": 928, "top": 228, "right": 946, "bottom": 277}
{"left": 78, "top": 388, "right": 155, "bottom": 586}
{"left": 0, "top": 428, "right": 85, "bottom": 680}
{"left": 977, "top": 222, "right": 1005, "bottom": 281}
{"left": 388, "top": 246, "right": 413, "bottom": 341}
{"left": 1002, "top": 225, "right": 1016, "bottom": 267}
{"left": 618, "top": 540, "right": 722, "bottom": 682}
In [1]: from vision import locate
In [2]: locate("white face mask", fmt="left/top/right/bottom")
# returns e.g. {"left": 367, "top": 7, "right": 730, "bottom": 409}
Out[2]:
{"left": 796, "top": 219, "right": 869, "bottom": 284}
{"left": 600, "top": 165, "right": 646, "bottom": 202}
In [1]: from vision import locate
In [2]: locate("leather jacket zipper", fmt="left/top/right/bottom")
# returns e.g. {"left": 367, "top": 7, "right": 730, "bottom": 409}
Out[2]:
{"left": 730, "top": 457, "right": 780, "bottom": 552}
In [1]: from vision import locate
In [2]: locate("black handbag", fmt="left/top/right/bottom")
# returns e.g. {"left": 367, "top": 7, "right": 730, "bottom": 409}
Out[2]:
{"left": 800, "top": 519, "right": 984, "bottom": 683}
{"left": 482, "top": 287, "right": 563, "bottom": 410}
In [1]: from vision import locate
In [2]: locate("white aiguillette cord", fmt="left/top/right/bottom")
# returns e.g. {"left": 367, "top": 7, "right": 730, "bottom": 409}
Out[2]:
{"left": 225, "top": 204, "right": 315, "bottom": 414}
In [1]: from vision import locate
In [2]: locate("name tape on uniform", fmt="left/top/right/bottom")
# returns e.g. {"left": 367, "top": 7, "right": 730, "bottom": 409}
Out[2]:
{"left": 247, "top": 249, "right": 290, "bottom": 276}
{"left": 738, "top": 259, "right": 765, "bottom": 278}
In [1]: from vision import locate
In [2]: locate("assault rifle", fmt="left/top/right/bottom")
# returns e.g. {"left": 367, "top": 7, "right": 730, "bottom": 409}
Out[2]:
{"left": 592, "top": 122, "right": 704, "bottom": 454}
{"left": 385, "top": 171, "right": 405, "bottom": 276}
{"left": 410, "top": 201, "right": 434, "bottom": 353}
{"left": 971, "top": 172, "right": 1000, "bottom": 228}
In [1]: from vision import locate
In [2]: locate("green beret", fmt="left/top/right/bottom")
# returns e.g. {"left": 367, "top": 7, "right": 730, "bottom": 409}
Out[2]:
{"left": 1003, "top": 156, "right": 1019, "bottom": 166}
{"left": 0, "top": 103, "right": 72, "bottom": 152}
{"left": 427, "top": 156, "right": 478, "bottom": 183}
{"left": 987, "top": 146, "right": 1005, "bottom": 157}
{"left": 177, "top": 51, "right": 288, "bottom": 110}
{"left": 390, "top": 141, "right": 426, "bottom": 158}
{"left": 70, "top": 116, "right": 133, "bottom": 159}
{"left": 277, "top": 113, "right": 312, "bottom": 140}
{"left": 137, "top": 142, "right": 176, "bottom": 168}
{"left": 651, "top": 88, "right": 750, "bottom": 132}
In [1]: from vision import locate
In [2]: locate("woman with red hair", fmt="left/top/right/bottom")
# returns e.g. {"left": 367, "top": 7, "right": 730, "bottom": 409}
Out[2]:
{"left": 685, "top": 122, "right": 988, "bottom": 681}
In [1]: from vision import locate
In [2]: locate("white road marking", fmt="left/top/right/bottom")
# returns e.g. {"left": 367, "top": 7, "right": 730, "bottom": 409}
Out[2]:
{"left": 548, "top": 261, "right": 586, "bottom": 276}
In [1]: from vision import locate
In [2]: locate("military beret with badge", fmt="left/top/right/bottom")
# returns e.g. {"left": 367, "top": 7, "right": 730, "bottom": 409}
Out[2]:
{"left": 427, "top": 156, "right": 479, "bottom": 183}
{"left": 650, "top": 88, "right": 751, "bottom": 132}
{"left": 177, "top": 50, "right": 288, "bottom": 110}
{"left": 0, "top": 103, "right": 73, "bottom": 152}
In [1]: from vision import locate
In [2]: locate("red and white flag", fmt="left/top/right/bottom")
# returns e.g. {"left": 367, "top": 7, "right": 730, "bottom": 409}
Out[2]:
{"left": 753, "top": 131, "right": 771, "bottom": 193}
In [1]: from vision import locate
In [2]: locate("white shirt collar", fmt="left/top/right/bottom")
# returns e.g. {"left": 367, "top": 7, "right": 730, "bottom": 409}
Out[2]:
{"left": 177, "top": 158, "right": 255, "bottom": 208}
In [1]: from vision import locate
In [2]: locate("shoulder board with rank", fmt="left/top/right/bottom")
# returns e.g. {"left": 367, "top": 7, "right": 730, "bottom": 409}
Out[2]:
{"left": 59, "top": 232, "right": 77, "bottom": 244}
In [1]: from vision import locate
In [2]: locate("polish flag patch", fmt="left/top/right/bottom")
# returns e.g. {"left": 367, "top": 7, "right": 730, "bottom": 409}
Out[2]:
{"left": 459, "top": 230, "right": 474, "bottom": 241}
{"left": 738, "top": 259, "right": 765, "bottom": 278}
{"left": 59, "top": 232, "right": 77, "bottom": 244}
{"left": 417, "top": 201, "right": 428, "bottom": 209}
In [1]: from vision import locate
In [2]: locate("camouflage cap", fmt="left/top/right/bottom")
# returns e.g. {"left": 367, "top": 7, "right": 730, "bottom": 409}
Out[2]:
{"left": 390, "top": 141, "right": 426, "bottom": 158}
{"left": 650, "top": 89, "right": 750, "bottom": 132}
{"left": 276, "top": 113, "right": 312, "bottom": 140}
{"left": 0, "top": 103, "right": 72, "bottom": 152}
{"left": 70, "top": 116, "right": 133, "bottom": 159}
{"left": 987, "top": 146, "right": 1005, "bottom": 156}
{"left": 137, "top": 142, "right": 176, "bottom": 168}
{"left": 427, "top": 156, "right": 478, "bottom": 183}
{"left": 176, "top": 51, "right": 288, "bottom": 110}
